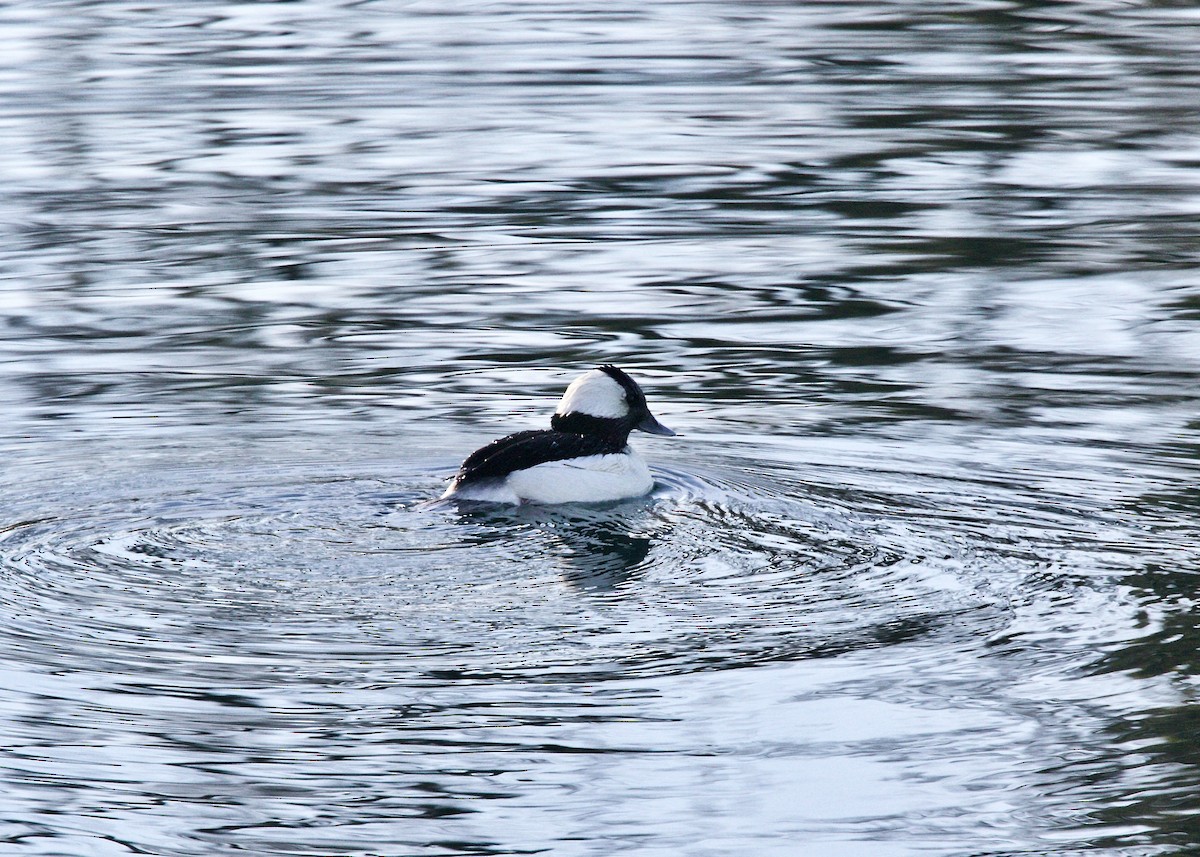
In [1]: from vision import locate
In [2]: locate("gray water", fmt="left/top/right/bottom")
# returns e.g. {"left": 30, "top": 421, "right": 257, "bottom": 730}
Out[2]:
{"left": 3, "top": 1, "right": 1200, "bottom": 855}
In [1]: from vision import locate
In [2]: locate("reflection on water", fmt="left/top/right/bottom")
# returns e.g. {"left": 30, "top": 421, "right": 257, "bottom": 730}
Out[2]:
{"left": 3, "top": 0, "right": 1200, "bottom": 855}
{"left": 495, "top": 504, "right": 656, "bottom": 592}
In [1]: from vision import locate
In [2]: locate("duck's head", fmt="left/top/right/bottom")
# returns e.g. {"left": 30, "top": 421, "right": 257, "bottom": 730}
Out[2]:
{"left": 551, "top": 365, "right": 675, "bottom": 438}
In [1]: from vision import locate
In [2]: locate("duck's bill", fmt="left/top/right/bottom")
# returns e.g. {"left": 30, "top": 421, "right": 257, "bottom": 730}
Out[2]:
{"left": 636, "top": 413, "right": 676, "bottom": 436}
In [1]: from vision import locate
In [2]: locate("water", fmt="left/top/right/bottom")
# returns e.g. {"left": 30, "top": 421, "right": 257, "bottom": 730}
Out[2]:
{"left": 3, "top": 1, "right": 1200, "bottom": 854}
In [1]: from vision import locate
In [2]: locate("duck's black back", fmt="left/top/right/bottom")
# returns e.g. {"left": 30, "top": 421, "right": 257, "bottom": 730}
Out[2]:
{"left": 454, "top": 429, "right": 626, "bottom": 485}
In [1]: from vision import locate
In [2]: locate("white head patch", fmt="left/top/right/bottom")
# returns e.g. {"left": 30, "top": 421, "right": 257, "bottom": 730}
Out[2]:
{"left": 555, "top": 369, "right": 629, "bottom": 419}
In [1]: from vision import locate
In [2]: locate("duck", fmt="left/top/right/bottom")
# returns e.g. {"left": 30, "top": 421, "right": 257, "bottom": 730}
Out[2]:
{"left": 440, "top": 365, "right": 675, "bottom": 504}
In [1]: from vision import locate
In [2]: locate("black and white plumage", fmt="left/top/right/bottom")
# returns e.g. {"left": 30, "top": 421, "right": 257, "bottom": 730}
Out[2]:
{"left": 441, "top": 365, "right": 675, "bottom": 504}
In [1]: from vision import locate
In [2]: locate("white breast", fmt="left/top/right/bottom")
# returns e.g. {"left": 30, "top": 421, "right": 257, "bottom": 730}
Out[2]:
{"left": 502, "top": 449, "right": 654, "bottom": 504}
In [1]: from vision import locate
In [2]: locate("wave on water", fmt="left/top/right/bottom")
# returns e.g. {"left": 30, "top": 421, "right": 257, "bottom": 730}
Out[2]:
{"left": 0, "top": 451, "right": 1012, "bottom": 691}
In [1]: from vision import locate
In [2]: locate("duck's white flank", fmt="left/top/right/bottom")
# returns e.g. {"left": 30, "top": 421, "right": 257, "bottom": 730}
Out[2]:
{"left": 445, "top": 449, "right": 652, "bottom": 505}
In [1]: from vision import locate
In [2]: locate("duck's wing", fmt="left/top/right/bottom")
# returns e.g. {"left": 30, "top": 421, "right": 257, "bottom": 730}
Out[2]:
{"left": 455, "top": 430, "right": 618, "bottom": 484}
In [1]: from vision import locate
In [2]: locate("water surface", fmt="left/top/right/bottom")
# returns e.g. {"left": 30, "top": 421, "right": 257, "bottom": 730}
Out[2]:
{"left": 3, "top": 1, "right": 1200, "bottom": 855}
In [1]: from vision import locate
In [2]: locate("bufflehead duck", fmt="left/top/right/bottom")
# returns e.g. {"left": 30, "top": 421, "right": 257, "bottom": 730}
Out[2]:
{"left": 441, "top": 365, "right": 675, "bottom": 504}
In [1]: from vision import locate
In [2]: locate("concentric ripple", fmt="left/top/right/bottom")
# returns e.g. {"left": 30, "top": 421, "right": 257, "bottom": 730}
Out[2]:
{"left": 0, "top": 446, "right": 1004, "bottom": 691}
{"left": 2, "top": 431, "right": 1187, "bottom": 857}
